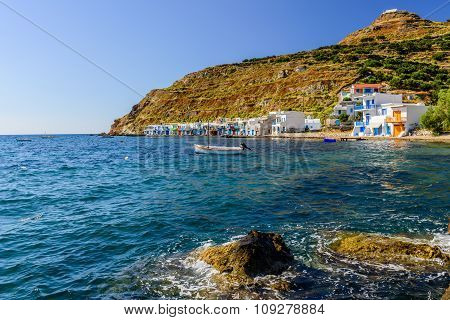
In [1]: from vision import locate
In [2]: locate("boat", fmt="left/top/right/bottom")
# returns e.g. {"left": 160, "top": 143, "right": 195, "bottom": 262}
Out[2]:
{"left": 16, "top": 138, "right": 32, "bottom": 142}
{"left": 40, "top": 135, "right": 55, "bottom": 139}
{"left": 194, "top": 144, "right": 245, "bottom": 154}
{"left": 194, "top": 119, "right": 251, "bottom": 154}
{"left": 323, "top": 138, "right": 337, "bottom": 143}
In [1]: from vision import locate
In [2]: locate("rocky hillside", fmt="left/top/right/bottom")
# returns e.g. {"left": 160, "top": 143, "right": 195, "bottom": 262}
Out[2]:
{"left": 340, "top": 10, "right": 448, "bottom": 45}
{"left": 110, "top": 10, "right": 449, "bottom": 135}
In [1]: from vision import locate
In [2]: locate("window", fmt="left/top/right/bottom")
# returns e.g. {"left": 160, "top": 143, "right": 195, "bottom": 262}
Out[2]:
{"left": 382, "top": 109, "right": 387, "bottom": 115}
{"left": 371, "top": 99, "right": 374, "bottom": 104}
{"left": 350, "top": 108, "right": 353, "bottom": 113}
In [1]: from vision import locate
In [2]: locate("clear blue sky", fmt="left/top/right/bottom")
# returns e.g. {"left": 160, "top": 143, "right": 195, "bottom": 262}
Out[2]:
{"left": 0, "top": 0, "right": 448, "bottom": 134}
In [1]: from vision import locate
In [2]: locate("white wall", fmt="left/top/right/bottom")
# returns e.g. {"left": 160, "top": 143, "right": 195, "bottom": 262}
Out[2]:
{"left": 374, "top": 93, "right": 402, "bottom": 105}
{"left": 285, "top": 111, "right": 305, "bottom": 132}
{"left": 305, "top": 119, "right": 321, "bottom": 131}
{"left": 406, "top": 105, "right": 427, "bottom": 126}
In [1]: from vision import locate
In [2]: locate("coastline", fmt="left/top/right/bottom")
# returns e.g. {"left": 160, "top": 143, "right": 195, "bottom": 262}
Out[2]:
{"left": 269, "top": 132, "right": 450, "bottom": 143}
{"left": 113, "top": 132, "right": 450, "bottom": 143}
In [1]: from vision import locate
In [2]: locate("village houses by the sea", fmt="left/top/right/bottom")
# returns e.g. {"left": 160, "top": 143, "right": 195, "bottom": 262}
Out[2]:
{"left": 144, "top": 83, "right": 429, "bottom": 138}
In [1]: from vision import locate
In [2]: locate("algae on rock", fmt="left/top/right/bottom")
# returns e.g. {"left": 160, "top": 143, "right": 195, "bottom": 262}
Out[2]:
{"left": 329, "top": 232, "right": 450, "bottom": 270}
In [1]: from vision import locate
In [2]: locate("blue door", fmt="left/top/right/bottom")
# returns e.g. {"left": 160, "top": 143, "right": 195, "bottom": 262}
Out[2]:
{"left": 373, "top": 127, "right": 379, "bottom": 136}
{"left": 386, "top": 125, "right": 391, "bottom": 136}
{"left": 365, "top": 114, "right": 370, "bottom": 125}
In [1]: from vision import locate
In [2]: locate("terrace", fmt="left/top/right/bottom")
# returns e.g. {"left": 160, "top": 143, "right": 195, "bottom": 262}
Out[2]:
{"left": 386, "top": 116, "right": 407, "bottom": 123}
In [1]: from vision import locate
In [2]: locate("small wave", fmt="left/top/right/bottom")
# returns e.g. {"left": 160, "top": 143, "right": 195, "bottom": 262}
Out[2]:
{"left": 19, "top": 213, "right": 43, "bottom": 223}
{"left": 121, "top": 238, "right": 302, "bottom": 300}
{"left": 431, "top": 234, "right": 450, "bottom": 254}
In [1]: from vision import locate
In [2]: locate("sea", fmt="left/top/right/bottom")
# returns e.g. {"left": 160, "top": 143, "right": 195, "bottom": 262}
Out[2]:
{"left": 0, "top": 135, "right": 449, "bottom": 299}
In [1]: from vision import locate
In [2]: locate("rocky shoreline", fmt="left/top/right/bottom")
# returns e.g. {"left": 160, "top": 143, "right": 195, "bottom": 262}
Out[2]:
{"left": 190, "top": 230, "right": 450, "bottom": 299}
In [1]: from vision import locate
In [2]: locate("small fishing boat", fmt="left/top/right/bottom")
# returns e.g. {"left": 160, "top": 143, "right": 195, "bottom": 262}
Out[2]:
{"left": 194, "top": 120, "right": 251, "bottom": 154}
{"left": 16, "top": 138, "right": 32, "bottom": 142}
{"left": 194, "top": 144, "right": 246, "bottom": 154}
{"left": 40, "top": 135, "right": 55, "bottom": 139}
{"left": 323, "top": 138, "right": 337, "bottom": 143}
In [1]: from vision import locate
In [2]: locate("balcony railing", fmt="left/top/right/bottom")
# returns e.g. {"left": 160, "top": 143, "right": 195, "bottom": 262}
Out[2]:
{"left": 362, "top": 104, "right": 376, "bottom": 110}
{"left": 354, "top": 121, "right": 364, "bottom": 127}
{"left": 386, "top": 116, "right": 407, "bottom": 123}
{"left": 354, "top": 105, "right": 363, "bottom": 111}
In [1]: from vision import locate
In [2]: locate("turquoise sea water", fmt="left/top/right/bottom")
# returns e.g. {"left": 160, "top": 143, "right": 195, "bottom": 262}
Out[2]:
{"left": 0, "top": 135, "right": 449, "bottom": 299}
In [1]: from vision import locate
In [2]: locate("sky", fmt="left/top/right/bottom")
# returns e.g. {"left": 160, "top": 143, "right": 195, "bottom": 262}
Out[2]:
{"left": 0, "top": 0, "right": 448, "bottom": 134}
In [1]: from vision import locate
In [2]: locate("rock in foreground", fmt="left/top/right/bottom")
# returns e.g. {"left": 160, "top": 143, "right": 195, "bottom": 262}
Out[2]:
{"left": 197, "top": 230, "right": 294, "bottom": 279}
{"left": 329, "top": 232, "right": 449, "bottom": 270}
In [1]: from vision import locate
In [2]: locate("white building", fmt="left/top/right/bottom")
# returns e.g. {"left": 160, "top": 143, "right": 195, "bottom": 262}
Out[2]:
{"left": 144, "top": 125, "right": 170, "bottom": 136}
{"left": 246, "top": 115, "right": 275, "bottom": 136}
{"left": 270, "top": 111, "right": 305, "bottom": 135}
{"left": 352, "top": 101, "right": 428, "bottom": 137}
{"left": 352, "top": 93, "right": 402, "bottom": 136}
{"left": 305, "top": 117, "right": 321, "bottom": 131}
{"left": 332, "top": 84, "right": 387, "bottom": 118}
{"left": 384, "top": 103, "right": 428, "bottom": 137}
{"left": 333, "top": 102, "right": 356, "bottom": 117}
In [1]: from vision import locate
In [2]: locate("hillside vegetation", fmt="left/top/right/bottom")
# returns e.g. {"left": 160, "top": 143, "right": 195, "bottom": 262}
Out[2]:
{"left": 110, "top": 10, "right": 449, "bottom": 135}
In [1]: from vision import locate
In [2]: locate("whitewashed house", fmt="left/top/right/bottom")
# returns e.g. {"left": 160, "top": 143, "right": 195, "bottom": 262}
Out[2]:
{"left": 352, "top": 101, "right": 428, "bottom": 137}
{"left": 333, "top": 84, "right": 387, "bottom": 118}
{"left": 384, "top": 103, "right": 428, "bottom": 137}
{"left": 305, "top": 117, "right": 321, "bottom": 131}
{"left": 352, "top": 93, "right": 402, "bottom": 136}
{"left": 144, "top": 125, "right": 170, "bottom": 136}
{"left": 333, "top": 102, "right": 356, "bottom": 118}
{"left": 270, "top": 111, "right": 305, "bottom": 135}
{"left": 246, "top": 114, "right": 275, "bottom": 136}
{"left": 246, "top": 118, "right": 261, "bottom": 136}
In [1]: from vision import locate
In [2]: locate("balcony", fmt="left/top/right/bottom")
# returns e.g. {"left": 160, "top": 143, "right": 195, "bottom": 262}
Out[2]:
{"left": 386, "top": 116, "right": 407, "bottom": 123}
{"left": 354, "top": 121, "right": 364, "bottom": 127}
{"left": 354, "top": 105, "right": 364, "bottom": 111}
{"left": 362, "top": 104, "right": 376, "bottom": 110}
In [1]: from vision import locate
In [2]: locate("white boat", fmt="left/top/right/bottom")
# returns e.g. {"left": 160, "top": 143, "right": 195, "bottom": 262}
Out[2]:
{"left": 194, "top": 144, "right": 247, "bottom": 154}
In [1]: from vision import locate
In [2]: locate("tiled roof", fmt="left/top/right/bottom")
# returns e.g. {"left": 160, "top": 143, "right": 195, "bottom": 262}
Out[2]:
{"left": 352, "top": 84, "right": 383, "bottom": 89}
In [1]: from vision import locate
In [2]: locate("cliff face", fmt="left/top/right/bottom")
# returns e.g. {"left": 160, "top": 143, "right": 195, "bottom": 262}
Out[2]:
{"left": 110, "top": 10, "right": 449, "bottom": 135}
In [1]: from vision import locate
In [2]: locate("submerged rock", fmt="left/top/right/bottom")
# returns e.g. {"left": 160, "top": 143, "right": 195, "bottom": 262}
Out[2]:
{"left": 329, "top": 232, "right": 449, "bottom": 270}
{"left": 197, "top": 230, "right": 294, "bottom": 279}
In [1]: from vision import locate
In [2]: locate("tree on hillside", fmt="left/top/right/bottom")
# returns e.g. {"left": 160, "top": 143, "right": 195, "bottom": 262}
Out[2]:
{"left": 420, "top": 89, "right": 450, "bottom": 135}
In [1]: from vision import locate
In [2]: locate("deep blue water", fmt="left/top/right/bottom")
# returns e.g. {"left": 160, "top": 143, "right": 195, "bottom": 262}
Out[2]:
{"left": 0, "top": 135, "right": 449, "bottom": 299}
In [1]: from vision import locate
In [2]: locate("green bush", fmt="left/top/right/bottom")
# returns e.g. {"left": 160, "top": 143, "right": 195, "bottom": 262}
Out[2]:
{"left": 432, "top": 52, "right": 446, "bottom": 61}
{"left": 364, "top": 59, "right": 382, "bottom": 68}
{"left": 420, "top": 89, "right": 450, "bottom": 134}
{"left": 338, "top": 113, "right": 349, "bottom": 123}
{"left": 361, "top": 37, "right": 374, "bottom": 43}
{"left": 346, "top": 54, "right": 359, "bottom": 62}
{"left": 274, "top": 57, "right": 291, "bottom": 63}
